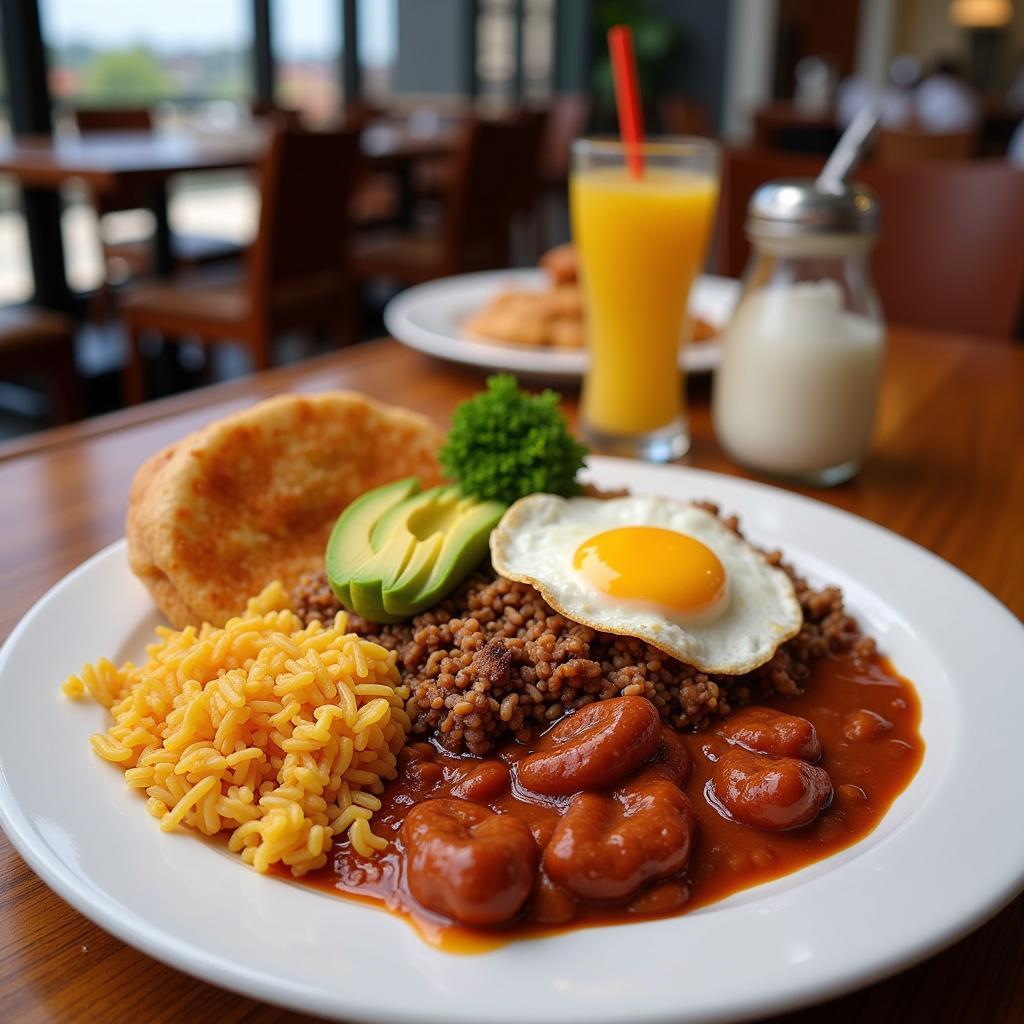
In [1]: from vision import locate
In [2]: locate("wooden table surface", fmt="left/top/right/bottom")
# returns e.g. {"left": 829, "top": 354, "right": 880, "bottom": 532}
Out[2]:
{"left": 1, "top": 330, "right": 1022, "bottom": 1023}
{"left": 0, "top": 123, "right": 457, "bottom": 193}
{"left": 0, "top": 130, "right": 269, "bottom": 193}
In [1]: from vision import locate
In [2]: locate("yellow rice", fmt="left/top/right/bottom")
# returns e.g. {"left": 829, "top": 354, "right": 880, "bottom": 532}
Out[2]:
{"left": 63, "top": 582, "right": 409, "bottom": 875}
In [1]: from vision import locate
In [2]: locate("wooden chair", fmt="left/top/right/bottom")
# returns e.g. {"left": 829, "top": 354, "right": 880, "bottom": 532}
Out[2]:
{"left": 658, "top": 95, "right": 711, "bottom": 137}
{"left": 874, "top": 128, "right": 977, "bottom": 164}
{"left": 0, "top": 307, "right": 81, "bottom": 424}
{"left": 539, "top": 94, "right": 591, "bottom": 183}
{"left": 508, "top": 107, "right": 550, "bottom": 260}
{"left": 73, "top": 107, "right": 157, "bottom": 283}
{"left": 72, "top": 107, "right": 241, "bottom": 288}
{"left": 717, "top": 148, "right": 1024, "bottom": 338}
{"left": 121, "top": 128, "right": 361, "bottom": 404}
{"left": 352, "top": 118, "right": 538, "bottom": 285}
{"left": 413, "top": 108, "right": 546, "bottom": 229}
{"left": 73, "top": 107, "right": 153, "bottom": 133}
{"left": 249, "top": 100, "right": 303, "bottom": 129}
{"left": 752, "top": 102, "right": 839, "bottom": 155}
{"left": 511, "top": 106, "right": 550, "bottom": 211}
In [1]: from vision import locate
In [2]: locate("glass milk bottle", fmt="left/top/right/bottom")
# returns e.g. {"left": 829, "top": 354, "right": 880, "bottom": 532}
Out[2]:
{"left": 713, "top": 180, "right": 885, "bottom": 485}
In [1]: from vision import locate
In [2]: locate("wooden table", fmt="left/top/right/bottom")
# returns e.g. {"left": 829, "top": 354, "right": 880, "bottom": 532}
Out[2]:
{"left": 0, "top": 130, "right": 270, "bottom": 194}
{"left": 0, "top": 130, "right": 269, "bottom": 305}
{"left": 0, "top": 124, "right": 457, "bottom": 307}
{"left": 1, "top": 329, "right": 1022, "bottom": 1023}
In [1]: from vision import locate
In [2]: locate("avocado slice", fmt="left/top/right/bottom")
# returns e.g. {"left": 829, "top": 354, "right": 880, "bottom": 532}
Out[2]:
{"left": 382, "top": 531, "right": 444, "bottom": 616}
{"left": 325, "top": 477, "right": 421, "bottom": 609}
{"left": 398, "top": 492, "right": 505, "bottom": 611}
{"left": 324, "top": 478, "right": 506, "bottom": 623}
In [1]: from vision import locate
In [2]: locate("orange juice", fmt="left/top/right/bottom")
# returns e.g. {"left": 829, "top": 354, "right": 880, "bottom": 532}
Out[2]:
{"left": 571, "top": 164, "right": 719, "bottom": 439}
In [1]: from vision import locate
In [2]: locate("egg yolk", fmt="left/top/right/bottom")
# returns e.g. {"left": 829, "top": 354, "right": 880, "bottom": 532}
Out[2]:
{"left": 573, "top": 526, "right": 727, "bottom": 617}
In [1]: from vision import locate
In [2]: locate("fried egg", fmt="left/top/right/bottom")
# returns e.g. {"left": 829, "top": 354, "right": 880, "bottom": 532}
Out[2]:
{"left": 490, "top": 494, "right": 802, "bottom": 674}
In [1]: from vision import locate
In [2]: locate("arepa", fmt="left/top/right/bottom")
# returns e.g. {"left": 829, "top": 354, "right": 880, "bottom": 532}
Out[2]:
{"left": 126, "top": 392, "right": 445, "bottom": 627}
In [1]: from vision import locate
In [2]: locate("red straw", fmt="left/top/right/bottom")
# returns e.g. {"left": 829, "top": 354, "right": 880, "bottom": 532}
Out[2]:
{"left": 608, "top": 25, "right": 645, "bottom": 178}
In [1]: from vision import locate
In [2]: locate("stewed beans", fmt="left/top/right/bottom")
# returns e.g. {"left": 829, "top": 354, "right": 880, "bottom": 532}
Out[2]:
{"left": 397, "top": 701, "right": 826, "bottom": 925}
{"left": 517, "top": 695, "right": 662, "bottom": 796}
{"left": 295, "top": 651, "right": 923, "bottom": 948}
{"left": 711, "top": 749, "right": 833, "bottom": 831}
{"left": 711, "top": 706, "right": 832, "bottom": 831}
{"left": 715, "top": 706, "right": 822, "bottom": 761}
{"left": 544, "top": 771, "right": 697, "bottom": 900}
{"left": 403, "top": 800, "right": 538, "bottom": 926}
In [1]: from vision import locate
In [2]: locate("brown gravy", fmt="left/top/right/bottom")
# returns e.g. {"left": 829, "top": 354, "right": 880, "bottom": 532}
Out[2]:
{"left": 288, "top": 652, "right": 923, "bottom": 951}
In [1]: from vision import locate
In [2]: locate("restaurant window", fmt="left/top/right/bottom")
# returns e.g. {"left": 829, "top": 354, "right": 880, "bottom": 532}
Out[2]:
{"left": 273, "top": 0, "right": 341, "bottom": 124}
{"left": 358, "top": 0, "right": 398, "bottom": 102}
{"left": 0, "top": 44, "right": 33, "bottom": 305}
{"left": 0, "top": 44, "right": 8, "bottom": 137}
{"left": 521, "top": 0, "right": 555, "bottom": 100}
{"left": 478, "top": 0, "right": 517, "bottom": 102}
{"left": 35, "top": 0, "right": 258, "bottom": 297}
{"left": 40, "top": 0, "right": 253, "bottom": 118}
{"left": 477, "top": 0, "right": 555, "bottom": 103}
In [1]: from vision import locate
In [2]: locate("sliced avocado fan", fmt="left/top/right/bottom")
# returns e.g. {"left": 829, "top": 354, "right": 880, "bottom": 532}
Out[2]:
{"left": 325, "top": 478, "right": 505, "bottom": 623}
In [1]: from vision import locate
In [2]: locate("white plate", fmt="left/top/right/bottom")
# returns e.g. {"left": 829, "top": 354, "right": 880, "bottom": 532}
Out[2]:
{"left": 384, "top": 270, "right": 739, "bottom": 379}
{"left": 1, "top": 458, "right": 1023, "bottom": 1024}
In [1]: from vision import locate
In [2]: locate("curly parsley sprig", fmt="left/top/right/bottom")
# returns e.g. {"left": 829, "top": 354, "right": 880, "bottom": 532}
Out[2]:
{"left": 440, "top": 374, "right": 588, "bottom": 505}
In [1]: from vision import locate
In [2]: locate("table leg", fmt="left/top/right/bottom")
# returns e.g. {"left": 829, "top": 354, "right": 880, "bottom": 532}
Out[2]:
{"left": 394, "top": 164, "right": 415, "bottom": 228}
{"left": 22, "top": 188, "right": 73, "bottom": 312}
{"left": 146, "top": 181, "right": 174, "bottom": 276}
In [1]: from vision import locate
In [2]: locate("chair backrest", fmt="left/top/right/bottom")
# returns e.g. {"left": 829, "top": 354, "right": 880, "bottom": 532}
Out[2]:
{"left": 715, "top": 148, "right": 823, "bottom": 278}
{"left": 510, "top": 106, "right": 549, "bottom": 211}
{"left": 875, "top": 128, "right": 977, "bottom": 164}
{"left": 658, "top": 95, "right": 711, "bottom": 137}
{"left": 74, "top": 107, "right": 153, "bottom": 133}
{"left": 442, "top": 118, "right": 538, "bottom": 272}
{"left": 539, "top": 93, "right": 591, "bottom": 181}
{"left": 73, "top": 108, "right": 156, "bottom": 213}
{"left": 752, "top": 102, "right": 839, "bottom": 155}
{"left": 249, "top": 100, "right": 303, "bottom": 130}
{"left": 717, "top": 147, "right": 1024, "bottom": 338}
{"left": 343, "top": 99, "right": 388, "bottom": 131}
{"left": 247, "top": 128, "right": 361, "bottom": 318}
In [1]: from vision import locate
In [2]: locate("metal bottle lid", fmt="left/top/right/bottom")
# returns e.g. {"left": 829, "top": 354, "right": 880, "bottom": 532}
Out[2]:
{"left": 746, "top": 178, "right": 880, "bottom": 239}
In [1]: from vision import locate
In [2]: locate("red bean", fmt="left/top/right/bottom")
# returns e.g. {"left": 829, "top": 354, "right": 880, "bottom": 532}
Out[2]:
{"left": 517, "top": 696, "right": 662, "bottom": 796}
{"left": 711, "top": 749, "right": 833, "bottom": 831}
{"left": 528, "top": 874, "right": 577, "bottom": 925}
{"left": 398, "top": 743, "right": 444, "bottom": 790}
{"left": 716, "top": 706, "right": 822, "bottom": 762}
{"left": 402, "top": 799, "right": 538, "bottom": 926}
{"left": 627, "top": 880, "right": 690, "bottom": 917}
{"left": 842, "top": 709, "right": 893, "bottom": 742}
{"left": 450, "top": 760, "right": 512, "bottom": 801}
{"left": 543, "top": 770, "right": 697, "bottom": 901}
{"left": 646, "top": 726, "right": 694, "bottom": 788}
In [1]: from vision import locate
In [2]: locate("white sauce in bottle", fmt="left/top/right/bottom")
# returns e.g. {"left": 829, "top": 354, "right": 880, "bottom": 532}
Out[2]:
{"left": 713, "top": 280, "right": 884, "bottom": 476}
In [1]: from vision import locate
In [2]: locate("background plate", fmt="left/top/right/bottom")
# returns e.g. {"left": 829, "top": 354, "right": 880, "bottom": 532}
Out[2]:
{"left": 384, "top": 270, "right": 739, "bottom": 379}
{"left": 1, "top": 458, "right": 1023, "bottom": 1024}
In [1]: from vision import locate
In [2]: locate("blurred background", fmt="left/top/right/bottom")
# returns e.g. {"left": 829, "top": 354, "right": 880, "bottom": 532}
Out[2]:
{"left": 0, "top": 0, "right": 1022, "bottom": 438}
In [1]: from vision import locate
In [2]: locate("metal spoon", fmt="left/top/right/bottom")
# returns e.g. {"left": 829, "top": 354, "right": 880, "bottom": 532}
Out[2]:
{"left": 817, "top": 99, "right": 880, "bottom": 192}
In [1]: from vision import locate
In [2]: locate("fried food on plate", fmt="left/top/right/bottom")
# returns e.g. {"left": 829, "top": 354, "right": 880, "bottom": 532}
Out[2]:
{"left": 466, "top": 244, "right": 715, "bottom": 351}
{"left": 126, "top": 392, "right": 445, "bottom": 628}
{"left": 464, "top": 284, "right": 586, "bottom": 349}
{"left": 464, "top": 292, "right": 552, "bottom": 347}
{"left": 539, "top": 243, "right": 578, "bottom": 285}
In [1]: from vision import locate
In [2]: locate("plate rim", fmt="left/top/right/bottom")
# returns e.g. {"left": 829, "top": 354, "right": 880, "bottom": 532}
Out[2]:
{"left": 1, "top": 459, "right": 1023, "bottom": 1024}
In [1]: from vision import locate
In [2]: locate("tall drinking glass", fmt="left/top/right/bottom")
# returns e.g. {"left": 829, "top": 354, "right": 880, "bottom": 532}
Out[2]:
{"left": 571, "top": 138, "right": 720, "bottom": 461}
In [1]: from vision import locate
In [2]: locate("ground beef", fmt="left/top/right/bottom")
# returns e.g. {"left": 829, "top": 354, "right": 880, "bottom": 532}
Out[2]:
{"left": 292, "top": 504, "right": 875, "bottom": 756}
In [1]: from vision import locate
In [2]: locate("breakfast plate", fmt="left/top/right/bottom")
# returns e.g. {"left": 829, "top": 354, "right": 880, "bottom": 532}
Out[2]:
{"left": 384, "top": 270, "right": 740, "bottom": 379}
{"left": 2, "top": 457, "right": 1023, "bottom": 1024}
